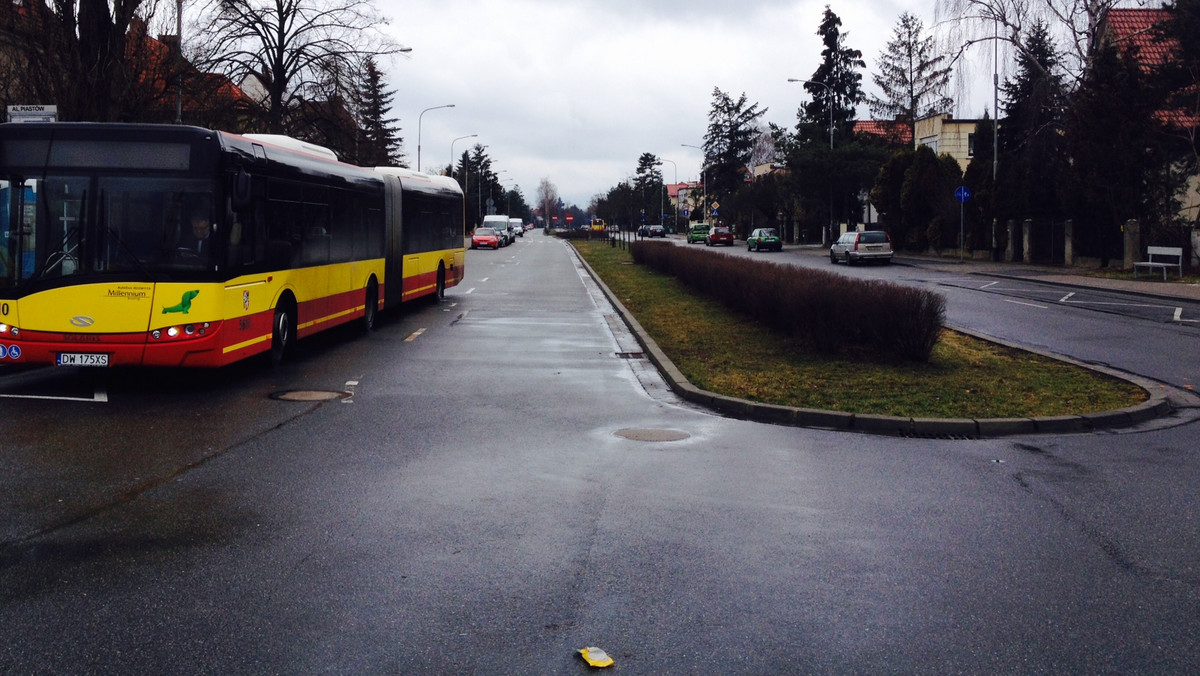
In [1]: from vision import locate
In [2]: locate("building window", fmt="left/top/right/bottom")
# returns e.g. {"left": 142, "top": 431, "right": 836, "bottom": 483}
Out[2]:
{"left": 919, "top": 135, "right": 938, "bottom": 152}
{"left": 967, "top": 133, "right": 976, "bottom": 157}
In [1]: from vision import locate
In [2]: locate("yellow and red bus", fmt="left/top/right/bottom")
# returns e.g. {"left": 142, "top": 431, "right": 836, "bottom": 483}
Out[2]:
{"left": 0, "top": 123, "right": 464, "bottom": 368}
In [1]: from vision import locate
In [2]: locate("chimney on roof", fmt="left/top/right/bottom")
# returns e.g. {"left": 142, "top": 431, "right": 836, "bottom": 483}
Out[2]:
{"left": 158, "top": 34, "right": 181, "bottom": 61}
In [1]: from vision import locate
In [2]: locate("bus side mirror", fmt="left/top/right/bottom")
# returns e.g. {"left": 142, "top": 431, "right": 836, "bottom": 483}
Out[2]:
{"left": 231, "top": 169, "right": 253, "bottom": 208}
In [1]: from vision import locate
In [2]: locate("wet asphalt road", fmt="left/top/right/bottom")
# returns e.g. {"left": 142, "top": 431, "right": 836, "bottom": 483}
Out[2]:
{"left": 2, "top": 234, "right": 1199, "bottom": 673}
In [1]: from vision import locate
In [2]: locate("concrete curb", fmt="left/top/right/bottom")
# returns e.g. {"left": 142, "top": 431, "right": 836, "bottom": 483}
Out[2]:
{"left": 574, "top": 245, "right": 1186, "bottom": 438}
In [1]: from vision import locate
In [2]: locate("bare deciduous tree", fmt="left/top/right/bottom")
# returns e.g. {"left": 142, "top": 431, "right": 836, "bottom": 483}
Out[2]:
{"left": 194, "top": 0, "right": 406, "bottom": 134}
{"left": 935, "top": 0, "right": 1136, "bottom": 88}
{"left": 537, "top": 178, "right": 560, "bottom": 226}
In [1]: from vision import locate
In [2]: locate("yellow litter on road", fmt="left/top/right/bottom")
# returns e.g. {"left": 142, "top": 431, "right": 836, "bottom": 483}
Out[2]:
{"left": 578, "top": 646, "right": 614, "bottom": 667}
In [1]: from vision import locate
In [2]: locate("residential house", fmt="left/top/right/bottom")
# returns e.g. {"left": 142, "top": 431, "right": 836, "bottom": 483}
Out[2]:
{"left": 913, "top": 114, "right": 982, "bottom": 173}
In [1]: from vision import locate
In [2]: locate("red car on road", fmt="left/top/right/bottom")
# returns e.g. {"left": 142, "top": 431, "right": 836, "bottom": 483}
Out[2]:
{"left": 471, "top": 227, "right": 501, "bottom": 249}
{"left": 705, "top": 226, "right": 734, "bottom": 246}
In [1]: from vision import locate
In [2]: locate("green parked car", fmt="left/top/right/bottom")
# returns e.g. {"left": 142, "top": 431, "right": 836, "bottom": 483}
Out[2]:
{"left": 746, "top": 227, "right": 782, "bottom": 251}
{"left": 687, "top": 223, "right": 710, "bottom": 243}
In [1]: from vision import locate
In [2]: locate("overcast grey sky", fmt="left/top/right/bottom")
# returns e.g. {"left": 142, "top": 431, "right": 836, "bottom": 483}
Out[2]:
{"left": 375, "top": 0, "right": 995, "bottom": 208}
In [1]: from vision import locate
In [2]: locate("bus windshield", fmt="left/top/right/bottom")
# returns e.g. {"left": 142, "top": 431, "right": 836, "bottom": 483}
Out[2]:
{"left": 1, "top": 175, "right": 215, "bottom": 289}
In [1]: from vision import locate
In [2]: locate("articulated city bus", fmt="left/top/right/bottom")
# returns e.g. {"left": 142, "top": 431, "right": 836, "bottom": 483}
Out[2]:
{"left": 0, "top": 123, "right": 464, "bottom": 368}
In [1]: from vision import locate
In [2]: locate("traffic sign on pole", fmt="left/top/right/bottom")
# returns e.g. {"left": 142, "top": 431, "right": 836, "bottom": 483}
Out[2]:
{"left": 956, "top": 186, "right": 970, "bottom": 262}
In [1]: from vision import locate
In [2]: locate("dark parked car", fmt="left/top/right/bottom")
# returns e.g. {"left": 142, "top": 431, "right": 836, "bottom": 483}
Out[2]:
{"left": 705, "top": 226, "right": 734, "bottom": 246}
{"left": 830, "top": 230, "right": 893, "bottom": 264}
{"left": 746, "top": 228, "right": 782, "bottom": 251}
{"left": 647, "top": 225, "right": 666, "bottom": 237}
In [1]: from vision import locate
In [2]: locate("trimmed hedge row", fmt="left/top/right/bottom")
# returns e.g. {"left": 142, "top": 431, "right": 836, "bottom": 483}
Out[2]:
{"left": 629, "top": 241, "right": 946, "bottom": 362}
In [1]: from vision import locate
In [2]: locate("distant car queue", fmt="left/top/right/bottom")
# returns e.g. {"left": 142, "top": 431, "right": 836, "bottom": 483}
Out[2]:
{"left": 469, "top": 221, "right": 898, "bottom": 267}
{"left": 469, "top": 215, "right": 532, "bottom": 249}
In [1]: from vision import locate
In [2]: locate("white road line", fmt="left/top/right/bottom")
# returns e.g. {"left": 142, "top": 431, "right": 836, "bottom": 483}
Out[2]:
{"left": 1175, "top": 307, "right": 1199, "bottom": 323}
{"left": 1060, "top": 292, "right": 1075, "bottom": 303}
{"left": 980, "top": 281, "right": 999, "bottom": 289}
{"left": 464, "top": 288, "right": 476, "bottom": 294}
{"left": 1003, "top": 298, "right": 1048, "bottom": 309}
{"left": 404, "top": 328, "right": 427, "bottom": 342}
{"left": 0, "top": 382, "right": 107, "bottom": 403}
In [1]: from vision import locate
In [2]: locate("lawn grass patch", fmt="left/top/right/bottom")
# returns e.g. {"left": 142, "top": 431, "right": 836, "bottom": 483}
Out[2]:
{"left": 574, "top": 240, "right": 1147, "bottom": 418}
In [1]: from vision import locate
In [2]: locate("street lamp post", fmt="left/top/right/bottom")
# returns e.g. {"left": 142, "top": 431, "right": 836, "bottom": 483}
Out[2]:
{"left": 787, "top": 79, "right": 833, "bottom": 150}
{"left": 499, "top": 177, "right": 514, "bottom": 214}
{"left": 472, "top": 145, "right": 488, "bottom": 225}
{"left": 788, "top": 78, "right": 835, "bottom": 244}
{"left": 680, "top": 144, "right": 706, "bottom": 222}
{"left": 417, "top": 104, "right": 454, "bottom": 173}
{"left": 449, "top": 134, "right": 477, "bottom": 178}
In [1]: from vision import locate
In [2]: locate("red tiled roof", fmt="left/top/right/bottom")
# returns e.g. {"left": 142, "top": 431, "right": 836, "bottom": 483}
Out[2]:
{"left": 853, "top": 120, "right": 912, "bottom": 145}
{"left": 1106, "top": 8, "right": 1175, "bottom": 68}
{"left": 667, "top": 182, "right": 699, "bottom": 199}
{"left": 1105, "top": 8, "right": 1196, "bottom": 131}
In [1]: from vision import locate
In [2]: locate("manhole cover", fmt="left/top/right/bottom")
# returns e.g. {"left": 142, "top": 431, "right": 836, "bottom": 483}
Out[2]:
{"left": 614, "top": 428, "right": 691, "bottom": 442}
{"left": 270, "top": 390, "right": 349, "bottom": 402}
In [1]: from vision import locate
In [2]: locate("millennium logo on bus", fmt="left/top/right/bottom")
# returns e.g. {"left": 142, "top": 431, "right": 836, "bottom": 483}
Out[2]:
{"left": 70, "top": 316, "right": 95, "bottom": 327}
{"left": 108, "top": 286, "right": 150, "bottom": 300}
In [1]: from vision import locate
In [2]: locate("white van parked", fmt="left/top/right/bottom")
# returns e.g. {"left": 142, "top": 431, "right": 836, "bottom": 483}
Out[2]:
{"left": 482, "top": 215, "right": 511, "bottom": 246}
{"left": 508, "top": 217, "right": 524, "bottom": 238}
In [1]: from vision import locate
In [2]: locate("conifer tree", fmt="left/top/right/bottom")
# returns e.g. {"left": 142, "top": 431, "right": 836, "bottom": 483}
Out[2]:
{"left": 800, "top": 6, "right": 865, "bottom": 145}
{"left": 995, "top": 20, "right": 1067, "bottom": 224}
{"left": 703, "top": 88, "right": 766, "bottom": 202}
{"left": 1065, "top": 38, "right": 1176, "bottom": 262}
{"left": 1155, "top": 0, "right": 1200, "bottom": 207}
{"left": 868, "top": 13, "right": 954, "bottom": 140}
{"left": 355, "top": 57, "right": 404, "bottom": 167}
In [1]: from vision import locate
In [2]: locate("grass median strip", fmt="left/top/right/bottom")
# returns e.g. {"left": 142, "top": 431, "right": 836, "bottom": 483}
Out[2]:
{"left": 573, "top": 240, "right": 1147, "bottom": 419}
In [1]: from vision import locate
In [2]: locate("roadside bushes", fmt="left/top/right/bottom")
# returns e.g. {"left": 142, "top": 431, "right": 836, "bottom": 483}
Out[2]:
{"left": 629, "top": 241, "right": 945, "bottom": 362}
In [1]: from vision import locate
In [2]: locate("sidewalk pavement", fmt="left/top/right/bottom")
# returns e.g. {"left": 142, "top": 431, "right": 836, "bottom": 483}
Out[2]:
{"left": 578, "top": 241, "right": 1200, "bottom": 439}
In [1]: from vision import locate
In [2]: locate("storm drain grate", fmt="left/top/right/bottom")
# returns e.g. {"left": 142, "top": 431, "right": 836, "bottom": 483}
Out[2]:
{"left": 615, "top": 352, "right": 645, "bottom": 359}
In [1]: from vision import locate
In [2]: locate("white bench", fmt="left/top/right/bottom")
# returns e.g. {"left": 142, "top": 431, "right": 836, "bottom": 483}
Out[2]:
{"left": 1133, "top": 246, "right": 1184, "bottom": 280}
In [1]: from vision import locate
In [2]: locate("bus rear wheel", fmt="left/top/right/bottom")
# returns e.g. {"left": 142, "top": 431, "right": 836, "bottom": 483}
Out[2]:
{"left": 270, "top": 301, "right": 295, "bottom": 366}
{"left": 362, "top": 279, "right": 379, "bottom": 332}
{"left": 431, "top": 265, "right": 446, "bottom": 303}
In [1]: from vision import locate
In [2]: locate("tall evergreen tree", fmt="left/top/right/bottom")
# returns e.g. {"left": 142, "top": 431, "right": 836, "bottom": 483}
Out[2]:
{"left": 633, "top": 153, "right": 665, "bottom": 225}
{"left": 868, "top": 12, "right": 953, "bottom": 140}
{"left": 355, "top": 57, "right": 404, "bottom": 167}
{"left": 1155, "top": 0, "right": 1200, "bottom": 220}
{"left": 787, "top": 6, "right": 866, "bottom": 240}
{"left": 800, "top": 6, "right": 865, "bottom": 146}
{"left": 995, "top": 20, "right": 1068, "bottom": 225}
{"left": 1065, "top": 38, "right": 1175, "bottom": 263}
{"left": 703, "top": 88, "right": 766, "bottom": 203}
{"left": 961, "top": 114, "right": 998, "bottom": 254}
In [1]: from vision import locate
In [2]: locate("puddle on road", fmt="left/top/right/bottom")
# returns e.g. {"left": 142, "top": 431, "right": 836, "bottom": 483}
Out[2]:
{"left": 269, "top": 390, "right": 350, "bottom": 402}
{"left": 613, "top": 428, "right": 691, "bottom": 442}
